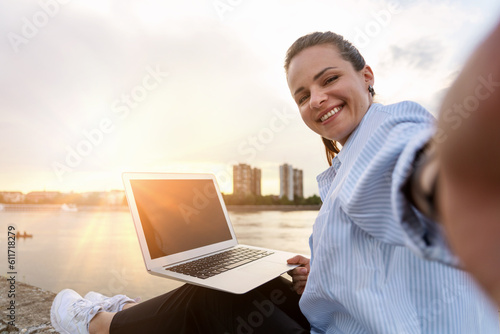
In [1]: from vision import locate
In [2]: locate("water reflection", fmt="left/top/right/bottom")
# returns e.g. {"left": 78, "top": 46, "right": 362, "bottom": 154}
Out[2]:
{"left": 0, "top": 209, "right": 316, "bottom": 301}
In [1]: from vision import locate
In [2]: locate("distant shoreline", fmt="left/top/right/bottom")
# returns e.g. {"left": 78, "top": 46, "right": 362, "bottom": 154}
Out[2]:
{"left": 226, "top": 204, "right": 321, "bottom": 211}
{"left": 0, "top": 203, "right": 321, "bottom": 212}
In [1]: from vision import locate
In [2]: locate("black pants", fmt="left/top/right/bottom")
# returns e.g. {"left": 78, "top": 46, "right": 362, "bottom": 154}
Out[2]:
{"left": 110, "top": 277, "right": 310, "bottom": 334}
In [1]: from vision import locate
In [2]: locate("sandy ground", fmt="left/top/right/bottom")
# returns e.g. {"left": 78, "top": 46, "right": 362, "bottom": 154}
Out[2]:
{"left": 0, "top": 277, "right": 56, "bottom": 333}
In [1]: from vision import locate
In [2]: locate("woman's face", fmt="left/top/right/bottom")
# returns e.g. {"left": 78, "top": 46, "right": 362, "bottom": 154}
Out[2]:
{"left": 287, "top": 44, "right": 374, "bottom": 145}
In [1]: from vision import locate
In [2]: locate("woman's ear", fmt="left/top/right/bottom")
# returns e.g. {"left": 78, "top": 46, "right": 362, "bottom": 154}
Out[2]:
{"left": 363, "top": 65, "right": 375, "bottom": 87}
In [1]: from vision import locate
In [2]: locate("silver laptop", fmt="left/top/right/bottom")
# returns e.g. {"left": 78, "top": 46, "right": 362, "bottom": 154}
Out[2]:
{"left": 122, "top": 172, "right": 299, "bottom": 294}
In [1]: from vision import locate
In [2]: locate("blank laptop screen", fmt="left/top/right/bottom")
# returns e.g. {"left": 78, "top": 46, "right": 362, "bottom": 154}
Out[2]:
{"left": 130, "top": 179, "right": 233, "bottom": 259}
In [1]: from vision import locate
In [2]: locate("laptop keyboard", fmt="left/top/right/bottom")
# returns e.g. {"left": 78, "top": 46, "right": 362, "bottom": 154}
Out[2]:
{"left": 167, "top": 247, "right": 274, "bottom": 279}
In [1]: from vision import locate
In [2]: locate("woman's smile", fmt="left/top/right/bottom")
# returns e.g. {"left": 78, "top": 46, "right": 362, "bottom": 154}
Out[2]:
{"left": 319, "top": 105, "right": 343, "bottom": 123}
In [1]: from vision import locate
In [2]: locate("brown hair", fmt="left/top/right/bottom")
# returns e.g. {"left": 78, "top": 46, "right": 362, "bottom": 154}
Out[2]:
{"left": 284, "top": 31, "right": 374, "bottom": 165}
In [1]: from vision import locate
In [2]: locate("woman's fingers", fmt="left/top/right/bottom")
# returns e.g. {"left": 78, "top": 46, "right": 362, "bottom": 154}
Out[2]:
{"left": 287, "top": 255, "right": 310, "bottom": 266}
{"left": 286, "top": 255, "right": 310, "bottom": 294}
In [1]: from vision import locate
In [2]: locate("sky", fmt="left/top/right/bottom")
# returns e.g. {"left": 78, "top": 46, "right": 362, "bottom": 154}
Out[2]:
{"left": 1, "top": 0, "right": 499, "bottom": 197}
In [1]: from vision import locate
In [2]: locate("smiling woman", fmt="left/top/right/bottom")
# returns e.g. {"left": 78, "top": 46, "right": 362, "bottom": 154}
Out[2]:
{"left": 281, "top": 30, "right": 499, "bottom": 333}
{"left": 285, "top": 33, "right": 375, "bottom": 163}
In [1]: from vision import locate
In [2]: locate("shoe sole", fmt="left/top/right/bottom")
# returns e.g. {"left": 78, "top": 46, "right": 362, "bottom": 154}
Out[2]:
{"left": 50, "top": 289, "right": 73, "bottom": 334}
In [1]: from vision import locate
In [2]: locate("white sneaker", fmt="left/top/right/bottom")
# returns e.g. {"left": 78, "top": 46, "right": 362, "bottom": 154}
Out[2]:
{"left": 50, "top": 289, "right": 103, "bottom": 334}
{"left": 84, "top": 291, "right": 139, "bottom": 313}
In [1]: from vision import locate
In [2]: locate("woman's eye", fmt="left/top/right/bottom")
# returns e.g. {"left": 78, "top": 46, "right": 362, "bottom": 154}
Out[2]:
{"left": 298, "top": 94, "right": 309, "bottom": 105}
{"left": 324, "top": 76, "right": 338, "bottom": 85}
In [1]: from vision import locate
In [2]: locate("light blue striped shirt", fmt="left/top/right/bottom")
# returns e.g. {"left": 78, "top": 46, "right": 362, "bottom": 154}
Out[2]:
{"left": 300, "top": 102, "right": 499, "bottom": 333}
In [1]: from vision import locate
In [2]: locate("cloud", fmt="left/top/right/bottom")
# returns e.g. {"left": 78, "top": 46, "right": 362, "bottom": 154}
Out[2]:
{"left": 383, "top": 38, "right": 443, "bottom": 71}
{"left": 1, "top": 0, "right": 499, "bottom": 195}
{"left": 0, "top": 4, "right": 301, "bottom": 192}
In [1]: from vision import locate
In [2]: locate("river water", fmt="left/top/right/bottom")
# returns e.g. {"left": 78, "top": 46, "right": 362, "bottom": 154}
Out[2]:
{"left": 0, "top": 209, "right": 316, "bottom": 301}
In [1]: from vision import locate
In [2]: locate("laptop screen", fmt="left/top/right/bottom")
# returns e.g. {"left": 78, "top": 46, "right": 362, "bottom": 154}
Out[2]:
{"left": 130, "top": 179, "right": 233, "bottom": 260}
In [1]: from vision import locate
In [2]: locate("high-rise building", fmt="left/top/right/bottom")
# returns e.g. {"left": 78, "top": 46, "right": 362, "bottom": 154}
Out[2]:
{"left": 293, "top": 168, "right": 303, "bottom": 199}
{"left": 252, "top": 168, "right": 262, "bottom": 196}
{"left": 233, "top": 163, "right": 261, "bottom": 196}
{"left": 280, "top": 164, "right": 303, "bottom": 201}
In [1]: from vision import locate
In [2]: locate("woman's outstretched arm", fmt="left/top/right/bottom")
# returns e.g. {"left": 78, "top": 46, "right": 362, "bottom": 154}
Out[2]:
{"left": 435, "top": 18, "right": 500, "bottom": 305}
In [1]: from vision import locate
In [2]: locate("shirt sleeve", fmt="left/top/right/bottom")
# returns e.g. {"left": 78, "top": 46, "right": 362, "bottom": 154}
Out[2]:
{"left": 338, "top": 102, "right": 460, "bottom": 267}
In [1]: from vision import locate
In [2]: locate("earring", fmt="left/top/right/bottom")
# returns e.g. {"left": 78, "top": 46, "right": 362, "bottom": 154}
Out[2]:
{"left": 368, "top": 85, "right": 375, "bottom": 96}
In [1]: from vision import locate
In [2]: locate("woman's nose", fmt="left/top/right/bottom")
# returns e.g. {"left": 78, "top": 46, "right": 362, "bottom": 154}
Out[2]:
{"left": 309, "top": 89, "right": 327, "bottom": 109}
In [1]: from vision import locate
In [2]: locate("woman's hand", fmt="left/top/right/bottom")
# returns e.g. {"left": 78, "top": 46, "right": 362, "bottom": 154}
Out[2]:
{"left": 436, "top": 18, "right": 500, "bottom": 305}
{"left": 287, "top": 255, "right": 310, "bottom": 295}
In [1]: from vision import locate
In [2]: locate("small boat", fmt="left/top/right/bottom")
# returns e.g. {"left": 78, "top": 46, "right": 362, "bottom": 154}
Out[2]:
{"left": 61, "top": 203, "right": 78, "bottom": 212}
{"left": 16, "top": 231, "right": 33, "bottom": 238}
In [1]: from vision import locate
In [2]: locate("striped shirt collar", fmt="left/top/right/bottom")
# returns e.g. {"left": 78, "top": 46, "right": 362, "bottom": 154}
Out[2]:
{"left": 316, "top": 103, "right": 381, "bottom": 200}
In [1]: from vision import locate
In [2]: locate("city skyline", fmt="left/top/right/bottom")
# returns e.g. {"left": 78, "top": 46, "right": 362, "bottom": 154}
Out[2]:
{"left": 1, "top": 1, "right": 499, "bottom": 198}
{"left": 0, "top": 161, "right": 306, "bottom": 197}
